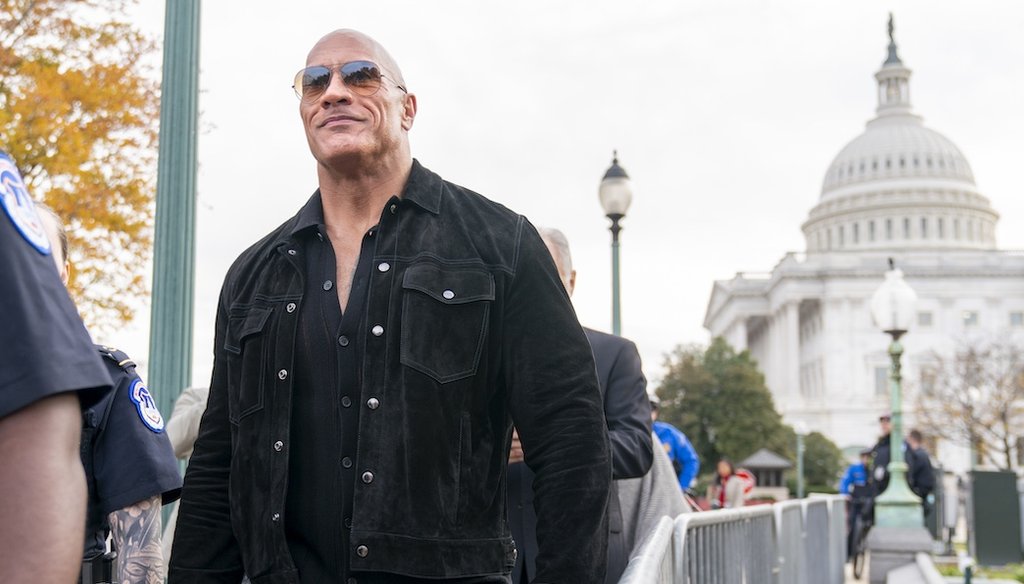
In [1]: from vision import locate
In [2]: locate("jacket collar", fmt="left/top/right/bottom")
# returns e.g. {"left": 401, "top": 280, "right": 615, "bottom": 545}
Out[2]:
{"left": 282, "top": 158, "right": 442, "bottom": 245}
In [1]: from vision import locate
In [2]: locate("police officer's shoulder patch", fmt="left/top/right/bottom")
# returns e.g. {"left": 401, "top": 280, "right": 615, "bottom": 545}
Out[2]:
{"left": 0, "top": 151, "right": 51, "bottom": 255}
{"left": 128, "top": 378, "right": 165, "bottom": 433}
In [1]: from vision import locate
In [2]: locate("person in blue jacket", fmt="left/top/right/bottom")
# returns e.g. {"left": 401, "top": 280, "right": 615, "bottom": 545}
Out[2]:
{"left": 839, "top": 449, "right": 873, "bottom": 495}
{"left": 650, "top": 396, "right": 700, "bottom": 491}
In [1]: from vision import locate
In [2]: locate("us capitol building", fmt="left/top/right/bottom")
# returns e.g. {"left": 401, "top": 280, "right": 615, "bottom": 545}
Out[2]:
{"left": 703, "top": 23, "right": 1024, "bottom": 467}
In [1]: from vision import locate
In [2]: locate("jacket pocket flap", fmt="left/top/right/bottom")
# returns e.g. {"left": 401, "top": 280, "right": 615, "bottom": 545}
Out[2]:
{"left": 402, "top": 264, "right": 495, "bottom": 304}
{"left": 224, "top": 306, "right": 273, "bottom": 354}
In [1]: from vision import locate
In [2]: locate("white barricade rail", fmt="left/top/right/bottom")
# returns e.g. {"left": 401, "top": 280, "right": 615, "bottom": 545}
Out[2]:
{"left": 617, "top": 516, "right": 675, "bottom": 584}
{"left": 619, "top": 495, "right": 848, "bottom": 584}
{"left": 674, "top": 505, "right": 775, "bottom": 584}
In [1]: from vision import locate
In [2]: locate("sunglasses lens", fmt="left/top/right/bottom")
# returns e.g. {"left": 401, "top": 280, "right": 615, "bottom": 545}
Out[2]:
{"left": 297, "top": 66, "right": 331, "bottom": 100}
{"left": 341, "top": 61, "right": 382, "bottom": 96}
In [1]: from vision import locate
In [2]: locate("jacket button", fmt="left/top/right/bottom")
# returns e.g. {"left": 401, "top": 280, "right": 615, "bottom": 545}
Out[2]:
{"left": 341, "top": 396, "right": 352, "bottom": 408}
{"left": 287, "top": 249, "right": 297, "bottom": 256}
{"left": 323, "top": 280, "right": 333, "bottom": 291}
{"left": 442, "top": 289, "right": 455, "bottom": 300}
{"left": 356, "top": 545, "right": 369, "bottom": 558}
{"left": 338, "top": 335, "right": 350, "bottom": 347}
{"left": 286, "top": 302, "right": 296, "bottom": 313}
{"left": 366, "top": 397, "right": 380, "bottom": 410}
{"left": 278, "top": 369, "right": 288, "bottom": 380}
{"left": 371, "top": 325, "right": 384, "bottom": 337}
{"left": 274, "top": 440, "right": 284, "bottom": 452}
{"left": 342, "top": 457, "right": 353, "bottom": 468}
{"left": 272, "top": 512, "right": 280, "bottom": 522}
{"left": 361, "top": 471, "right": 374, "bottom": 484}
{"left": 377, "top": 262, "right": 390, "bottom": 273}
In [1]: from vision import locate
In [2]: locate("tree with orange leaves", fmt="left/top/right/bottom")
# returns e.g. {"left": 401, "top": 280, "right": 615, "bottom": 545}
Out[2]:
{"left": 1, "top": 0, "right": 157, "bottom": 332}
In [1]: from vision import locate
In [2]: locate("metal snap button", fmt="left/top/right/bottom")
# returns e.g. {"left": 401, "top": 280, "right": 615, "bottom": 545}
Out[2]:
{"left": 389, "top": 204, "right": 397, "bottom": 214}
{"left": 356, "top": 545, "right": 369, "bottom": 558}
{"left": 371, "top": 325, "right": 384, "bottom": 337}
{"left": 286, "top": 302, "right": 296, "bottom": 313}
{"left": 341, "top": 396, "right": 352, "bottom": 408}
{"left": 287, "top": 249, "right": 297, "bottom": 256}
{"left": 274, "top": 440, "right": 284, "bottom": 452}
{"left": 278, "top": 369, "right": 288, "bottom": 380}
{"left": 366, "top": 397, "right": 380, "bottom": 410}
{"left": 323, "top": 280, "right": 333, "bottom": 291}
{"left": 342, "top": 457, "right": 353, "bottom": 468}
{"left": 338, "top": 335, "right": 350, "bottom": 347}
{"left": 361, "top": 471, "right": 374, "bottom": 484}
{"left": 377, "top": 262, "right": 390, "bottom": 273}
{"left": 272, "top": 512, "right": 280, "bottom": 522}
{"left": 442, "top": 289, "right": 455, "bottom": 300}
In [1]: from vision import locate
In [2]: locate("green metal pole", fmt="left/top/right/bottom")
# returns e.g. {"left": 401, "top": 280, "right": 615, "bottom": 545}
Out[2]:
{"left": 796, "top": 432, "right": 805, "bottom": 499}
{"left": 148, "top": 1, "right": 200, "bottom": 428}
{"left": 610, "top": 215, "right": 622, "bottom": 336}
{"left": 874, "top": 334, "right": 925, "bottom": 527}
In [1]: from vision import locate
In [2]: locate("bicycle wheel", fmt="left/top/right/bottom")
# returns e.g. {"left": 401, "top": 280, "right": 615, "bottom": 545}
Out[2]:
{"left": 852, "top": 518, "right": 869, "bottom": 579}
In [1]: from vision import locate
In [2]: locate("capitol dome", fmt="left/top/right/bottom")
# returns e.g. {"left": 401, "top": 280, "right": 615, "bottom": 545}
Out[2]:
{"left": 803, "top": 25, "right": 998, "bottom": 253}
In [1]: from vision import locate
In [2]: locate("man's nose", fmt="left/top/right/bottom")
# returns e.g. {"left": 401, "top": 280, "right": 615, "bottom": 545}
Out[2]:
{"left": 321, "top": 69, "right": 353, "bottom": 103}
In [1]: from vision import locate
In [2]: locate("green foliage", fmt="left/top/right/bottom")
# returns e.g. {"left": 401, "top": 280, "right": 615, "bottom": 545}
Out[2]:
{"left": 803, "top": 431, "right": 845, "bottom": 488}
{"left": 656, "top": 337, "right": 794, "bottom": 468}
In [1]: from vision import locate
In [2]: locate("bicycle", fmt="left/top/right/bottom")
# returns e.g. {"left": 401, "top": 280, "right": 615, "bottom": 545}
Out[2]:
{"left": 848, "top": 484, "right": 875, "bottom": 579}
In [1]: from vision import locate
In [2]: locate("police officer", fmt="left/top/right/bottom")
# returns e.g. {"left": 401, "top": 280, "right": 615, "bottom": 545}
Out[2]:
{"left": 37, "top": 203, "right": 182, "bottom": 584}
{"left": 0, "top": 151, "right": 113, "bottom": 583}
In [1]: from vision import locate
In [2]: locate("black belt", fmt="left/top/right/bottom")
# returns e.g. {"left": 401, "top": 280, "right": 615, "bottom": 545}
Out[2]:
{"left": 80, "top": 551, "right": 116, "bottom": 584}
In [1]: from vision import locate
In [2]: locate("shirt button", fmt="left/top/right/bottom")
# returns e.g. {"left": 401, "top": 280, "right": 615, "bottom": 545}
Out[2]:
{"left": 286, "top": 302, "right": 296, "bottom": 313}
{"left": 277, "top": 369, "right": 288, "bottom": 380}
{"left": 366, "top": 397, "right": 380, "bottom": 410}
{"left": 272, "top": 512, "right": 280, "bottom": 522}
{"left": 344, "top": 517, "right": 353, "bottom": 529}
{"left": 377, "top": 262, "right": 390, "bottom": 273}
{"left": 368, "top": 230, "right": 375, "bottom": 237}
{"left": 338, "top": 335, "right": 350, "bottom": 347}
{"left": 389, "top": 204, "right": 397, "bottom": 214}
{"left": 323, "top": 280, "right": 333, "bottom": 291}
{"left": 273, "top": 440, "right": 284, "bottom": 452}
{"left": 442, "top": 289, "right": 455, "bottom": 300}
{"left": 356, "top": 545, "right": 369, "bottom": 558}
{"left": 371, "top": 325, "right": 384, "bottom": 337}
{"left": 341, "top": 396, "right": 352, "bottom": 408}
{"left": 342, "top": 457, "right": 353, "bottom": 468}
{"left": 361, "top": 471, "right": 374, "bottom": 484}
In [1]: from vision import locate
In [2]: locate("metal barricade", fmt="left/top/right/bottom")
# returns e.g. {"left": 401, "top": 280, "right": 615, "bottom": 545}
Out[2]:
{"left": 618, "top": 495, "right": 849, "bottom": 584}
{"left": 617, "top": 516, "right": 675, "bottom": 584}
{"left": 673, "top": 505, "right": 776, "bottom": 584}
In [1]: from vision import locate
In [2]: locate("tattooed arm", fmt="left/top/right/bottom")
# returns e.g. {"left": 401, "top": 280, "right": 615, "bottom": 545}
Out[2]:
{"left": 108, "top": 495, "right": 164, "bottom": 584}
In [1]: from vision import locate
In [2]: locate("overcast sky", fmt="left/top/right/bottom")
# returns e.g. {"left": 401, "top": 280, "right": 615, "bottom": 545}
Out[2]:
{"left": 113, "top": 0, "right": 1024, "bottom": 391}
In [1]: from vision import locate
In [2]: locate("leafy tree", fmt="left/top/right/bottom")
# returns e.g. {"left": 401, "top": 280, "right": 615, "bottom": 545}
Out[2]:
{"left": 1, "top": 0, "right": 158, "bottom": 332}
{"left": 914, "top": 339, "right": 1024, "bottom": 470}
{"left": 656, "top": 337, "right": 794, "bottom": 468}
{"left": 803, "top": 430, "right": 844, "bottom": 488}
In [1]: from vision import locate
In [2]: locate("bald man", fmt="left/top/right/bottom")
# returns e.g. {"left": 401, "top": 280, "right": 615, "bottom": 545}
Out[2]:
{"left": 169, "top": 30, "right": 611, "bottom": 584}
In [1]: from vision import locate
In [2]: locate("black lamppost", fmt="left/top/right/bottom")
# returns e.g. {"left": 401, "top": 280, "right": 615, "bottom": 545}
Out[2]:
{"left": 598, "top": 151, "right": 633, "bottom": 336}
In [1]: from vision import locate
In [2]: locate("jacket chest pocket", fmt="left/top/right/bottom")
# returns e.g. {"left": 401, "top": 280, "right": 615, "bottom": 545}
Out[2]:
{"left": 224, "top": 305, "right": 273, "bottom": 422}
{"left": 400, "top": 264, "right": 495, "bottom": 384}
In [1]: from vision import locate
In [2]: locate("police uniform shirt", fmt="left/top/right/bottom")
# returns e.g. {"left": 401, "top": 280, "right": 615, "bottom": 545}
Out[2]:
{"left": 83, "top": 346, "right": 183, "bottom": 558}
{"left": 0, "top": 151, "right": 111, "bottom": 418}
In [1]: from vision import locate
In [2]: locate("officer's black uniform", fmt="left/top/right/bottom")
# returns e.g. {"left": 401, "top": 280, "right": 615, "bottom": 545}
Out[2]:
{"left": 81, "top": 346, "right": 182, "bottom": 582}
{"left": 0, "top": 150, "right": 110, "bottom": 417}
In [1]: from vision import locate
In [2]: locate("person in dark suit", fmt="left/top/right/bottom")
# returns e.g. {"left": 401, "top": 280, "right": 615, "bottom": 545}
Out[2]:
{"left": 508, "top": 227, "right": 653, "bottom": 584}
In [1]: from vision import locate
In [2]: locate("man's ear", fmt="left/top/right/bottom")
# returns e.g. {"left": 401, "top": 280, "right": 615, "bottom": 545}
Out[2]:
{"left": 61, "top": 260, "right": 71, "bottom": 287}
{"left": 566, "top": 269, "right": 577, "bottom": 297}
{"left": 401, "top": 93, "right": 417, "bottom": 131}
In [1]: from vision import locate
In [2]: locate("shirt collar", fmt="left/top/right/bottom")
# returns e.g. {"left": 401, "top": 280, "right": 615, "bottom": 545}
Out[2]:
{"left": 289, "top": 190, "right": 326, "bottom": 238}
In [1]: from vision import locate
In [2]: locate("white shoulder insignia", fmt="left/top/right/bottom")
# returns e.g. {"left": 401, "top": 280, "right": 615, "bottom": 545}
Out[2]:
{"left": 0, "top": 152, "right": 51, "bottom": 255}
{"left": 129, "top": 378, "right": 165, "bottom": 433}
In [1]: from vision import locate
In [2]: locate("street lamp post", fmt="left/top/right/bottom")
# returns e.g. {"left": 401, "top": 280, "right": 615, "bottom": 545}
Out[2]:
{"left": 598, "top": 151, "right": 633, "bottom": 336}
{"left": 795, "top": 422, "right": 808, "bottom": 499}
{"left": 869, "top": 259, "right": 924, "bottom": 528}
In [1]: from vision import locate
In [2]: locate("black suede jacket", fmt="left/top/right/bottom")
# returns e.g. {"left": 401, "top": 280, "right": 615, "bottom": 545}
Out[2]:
{"left": 169, "top": 161, "right": 611, "bottom": 584}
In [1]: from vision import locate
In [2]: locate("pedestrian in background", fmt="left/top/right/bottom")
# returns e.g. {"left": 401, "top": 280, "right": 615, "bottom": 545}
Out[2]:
{"left": 709, "top": 459, "right": 746, "bottom": 509}
{"left": 651, "top": 397, "right": 701, "bottom": 491}
{"left": 507, "top": 227, "right": 653, "bottom": 584}
{"left": 38, "top": 203, "right": 182, "bottom": 584}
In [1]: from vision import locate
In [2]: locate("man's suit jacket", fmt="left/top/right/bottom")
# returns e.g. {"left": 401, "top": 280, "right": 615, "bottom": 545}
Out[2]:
{"left": 509, "top": 328, "right": 653, "bottom": 584}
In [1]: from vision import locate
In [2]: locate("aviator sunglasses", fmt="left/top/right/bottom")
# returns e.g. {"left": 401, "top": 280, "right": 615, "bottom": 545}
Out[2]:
{"left": 292, "top": 60, "right": 407, "bottom": 102}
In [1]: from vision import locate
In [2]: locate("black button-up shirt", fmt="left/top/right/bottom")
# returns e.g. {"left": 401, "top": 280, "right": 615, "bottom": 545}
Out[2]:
{"left": 286, "top": 202, "right": 376, "bottom": 583}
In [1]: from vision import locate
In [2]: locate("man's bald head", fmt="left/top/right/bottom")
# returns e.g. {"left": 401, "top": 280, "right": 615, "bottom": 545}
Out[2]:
{"left": 307, "top": 29, "right": 406, "bottom": 87}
